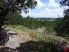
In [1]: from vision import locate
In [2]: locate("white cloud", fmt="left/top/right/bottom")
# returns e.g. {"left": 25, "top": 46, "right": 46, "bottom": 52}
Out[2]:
{"left": 21, "top": 0, "right": 64, "bottom": 18}
{"left": 38, "top": 7, "right": 64, "bottom": 17}
{"left": 45, "top": 8, "right": 52, "bottom": 14}
{"left": 21, "top": 8, "right": 64, "bottom": 18}
{"left": 21, "top": 7, "right": 64, "bottom": 18}
{"left": 53, "top": 7, "right": 64, "bottom": 17}
{"left": 48, "top": 0, "right": 59, "bottom": 7}
{"left": 21, "top": 10, "right": 38, "bottom": 17}
{"left": 36, "top": 0, "right": 45, "bottom": 8}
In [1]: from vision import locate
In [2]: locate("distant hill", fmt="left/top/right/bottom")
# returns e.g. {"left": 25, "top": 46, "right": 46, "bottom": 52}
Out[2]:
{"left": 34, "top": 18, "right": 58, "bottom": 21}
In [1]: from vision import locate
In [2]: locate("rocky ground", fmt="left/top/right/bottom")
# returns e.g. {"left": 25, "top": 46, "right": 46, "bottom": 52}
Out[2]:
{"left": 4, "top": 27, "right": 32, "bottom": 49}
{"left": 0, "top": 26, "right": 69, "bottom": 52}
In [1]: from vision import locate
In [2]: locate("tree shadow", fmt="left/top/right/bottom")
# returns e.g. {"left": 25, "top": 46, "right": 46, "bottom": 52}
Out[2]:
{"left": 18, "top": 41, "right": 61, "bottom": 52}
{"left": 0, "top": 28, "right": 9, "bottom": 45}
{"left": 0, "top": 47, "right": 17, "bottom": 52}
{"left": 0, "top": 40, "right": 62, "bottom": 52}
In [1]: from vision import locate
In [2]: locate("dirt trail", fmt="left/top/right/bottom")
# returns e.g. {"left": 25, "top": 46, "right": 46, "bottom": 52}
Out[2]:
{"left": 5, "top": 28, "right": 31, "bottom": 49}
{"left": 5, "top": 35, "right": 21, "bottom": 48}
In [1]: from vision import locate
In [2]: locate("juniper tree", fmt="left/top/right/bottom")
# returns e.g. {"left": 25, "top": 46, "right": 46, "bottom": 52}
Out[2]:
{"left": 0, "top": 0, "right": 37, "bottom": 44}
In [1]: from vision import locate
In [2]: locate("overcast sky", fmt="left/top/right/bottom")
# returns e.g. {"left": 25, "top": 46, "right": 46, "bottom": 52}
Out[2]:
{"left": 21, "top": 0, "right": 64, "bottom": 18}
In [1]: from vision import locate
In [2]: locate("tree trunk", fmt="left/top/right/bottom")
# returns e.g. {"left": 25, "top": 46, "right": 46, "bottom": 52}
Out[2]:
{"left": 0, "top": 8, "right": 9, "bottom": 45}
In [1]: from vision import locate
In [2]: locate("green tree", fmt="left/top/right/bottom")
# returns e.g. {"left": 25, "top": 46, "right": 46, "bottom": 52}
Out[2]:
{"left": 0, "top": 0, "right": 37, "bottom": 44}
{"left": 0, "top": 0, "right": 37, "bottom": 29}
{"left": 5, "top": 12, "right": 24, "bottom": 25}
{"left": 54, "top": 0, "right": 69, "bottom": 37}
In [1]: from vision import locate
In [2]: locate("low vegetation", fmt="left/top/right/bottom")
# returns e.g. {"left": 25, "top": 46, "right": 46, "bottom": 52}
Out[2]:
{"left": 3, "top": 25, "right": 69, "bottom": 52}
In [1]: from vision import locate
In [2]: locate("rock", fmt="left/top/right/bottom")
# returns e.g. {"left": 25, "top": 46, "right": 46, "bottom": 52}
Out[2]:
{"left": 8, "top": 31, "right": 17, "bottom": 36}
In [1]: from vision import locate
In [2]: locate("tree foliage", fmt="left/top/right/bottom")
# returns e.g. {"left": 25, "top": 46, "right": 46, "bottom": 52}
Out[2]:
{"left": 54, "top": 0, "right": 69, "bottom": 37}
{"left": 0, "top": 0, "right": 37, "bottom": 44}
{"left": 0, "top": 0, "right": 37, "bottom": 28}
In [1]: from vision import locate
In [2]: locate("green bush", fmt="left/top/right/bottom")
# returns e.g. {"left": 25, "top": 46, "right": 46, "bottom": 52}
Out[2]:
{"left": 54, "top": 17, "right": 69, "bottom": 37}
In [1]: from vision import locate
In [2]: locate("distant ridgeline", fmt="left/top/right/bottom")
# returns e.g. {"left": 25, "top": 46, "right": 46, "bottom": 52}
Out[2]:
{"left": 35, "top": 18, "right": 57, "bottom": 21}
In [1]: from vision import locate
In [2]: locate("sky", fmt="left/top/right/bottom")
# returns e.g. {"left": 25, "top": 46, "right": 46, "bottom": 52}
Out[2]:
{"left": 21, "top": 0, "right": 64, "bottom": 18}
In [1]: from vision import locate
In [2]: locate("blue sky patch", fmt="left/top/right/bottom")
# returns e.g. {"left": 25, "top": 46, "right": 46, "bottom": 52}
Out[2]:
{"left": 21, "top": 0, "right": 64, "bottom": 18}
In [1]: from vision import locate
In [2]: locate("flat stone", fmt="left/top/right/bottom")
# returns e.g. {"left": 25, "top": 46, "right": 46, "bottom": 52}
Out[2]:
{"left": 8, "top": 31, "right": 17, "bottom": 35}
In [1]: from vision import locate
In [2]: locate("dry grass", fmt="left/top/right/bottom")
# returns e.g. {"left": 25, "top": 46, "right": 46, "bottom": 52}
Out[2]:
{"left": 5, "top": 25, "right": 69, "bottom": 44}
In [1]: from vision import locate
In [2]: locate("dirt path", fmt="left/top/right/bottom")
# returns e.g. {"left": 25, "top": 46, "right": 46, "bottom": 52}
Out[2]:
{"left": 0, "top": 29, "right": 30, "bottom": 52}
{"left": 4, "top": 28, "right": 31, "bottom": 49}
{"left": 5, "top": 35, "right": 21, "bottom": 48}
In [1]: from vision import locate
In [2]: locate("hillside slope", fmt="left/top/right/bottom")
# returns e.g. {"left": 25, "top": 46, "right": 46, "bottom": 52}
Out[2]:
{"left": 0, "top": 25, "right": 69, "bottom": 52}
